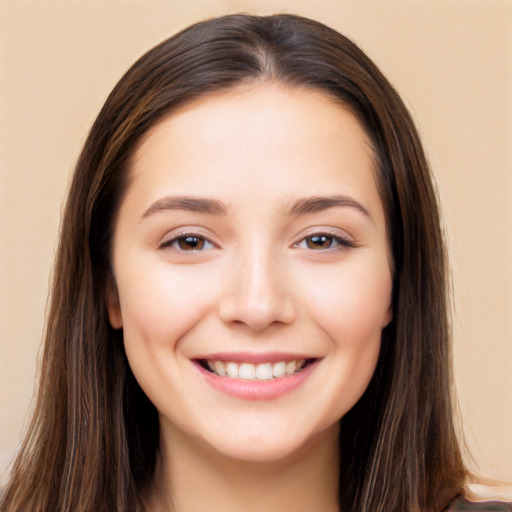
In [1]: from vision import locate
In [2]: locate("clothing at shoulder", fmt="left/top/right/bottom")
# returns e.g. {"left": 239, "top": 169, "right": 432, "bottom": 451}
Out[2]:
{"left": 447, "top": 496, "right": 512, "bottom": 511}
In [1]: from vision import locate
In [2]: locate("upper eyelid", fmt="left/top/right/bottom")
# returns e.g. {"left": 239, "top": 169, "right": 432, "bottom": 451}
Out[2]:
{"left": 157, "top": 226, "right": 355, "bottom": 248}
{"left": 293, "top": 227, "right": 355, "bottom": 243}
{"left": 295, "top": 233, "right": 355, "bottom": 249}
{"left": 159, "top": 230, "right": 217, "bottom": 249}
{"left": 159, "top": 225, "right": 216, "bottom": 238}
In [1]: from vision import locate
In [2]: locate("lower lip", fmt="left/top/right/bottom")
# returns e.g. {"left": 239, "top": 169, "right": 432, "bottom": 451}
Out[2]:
{"left": 195, "top": 360, "right": 318, "bottom": 401}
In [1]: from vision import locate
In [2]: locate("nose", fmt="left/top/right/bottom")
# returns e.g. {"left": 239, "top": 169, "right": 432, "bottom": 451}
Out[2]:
{"left": 218, "top": 248, "right": 296, "bottom": 331}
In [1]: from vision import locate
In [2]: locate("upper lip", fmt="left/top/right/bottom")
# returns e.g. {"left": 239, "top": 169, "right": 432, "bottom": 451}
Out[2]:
{"left": 194, "top": 352, "right": 319, "bottom": 364}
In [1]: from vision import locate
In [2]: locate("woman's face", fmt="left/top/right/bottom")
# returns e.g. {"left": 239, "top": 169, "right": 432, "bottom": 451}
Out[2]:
{"left": 108, "top": 84, "right": 392, "bottom": 462}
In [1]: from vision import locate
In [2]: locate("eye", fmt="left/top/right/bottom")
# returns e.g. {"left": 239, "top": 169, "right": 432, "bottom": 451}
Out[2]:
{"left": 161, "top": 234, "right": 214, "bottom": 252}
{"left": 296, "top": 233, "right": 355, "bottom": 251}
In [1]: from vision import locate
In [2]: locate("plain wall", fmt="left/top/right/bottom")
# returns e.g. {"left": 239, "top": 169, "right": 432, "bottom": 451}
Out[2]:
{"left": 1, "top": 0, "right": 511, "bottom": 487}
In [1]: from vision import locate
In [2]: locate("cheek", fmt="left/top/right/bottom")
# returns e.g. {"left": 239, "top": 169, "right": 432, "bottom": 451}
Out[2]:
{"left": 117, "top": 259, "right": 215, "bottom": 340}
{"left": 115, "top": 261, "right": 220, "bottom": 411}
{"left": 304, "top": 263, "right": 390, "bottom": 418}
{"left": 303, "top": 258, "right": 392, "bottom": 342}
{"left": 115, "top": 260, "right": 222, "bottom": 395}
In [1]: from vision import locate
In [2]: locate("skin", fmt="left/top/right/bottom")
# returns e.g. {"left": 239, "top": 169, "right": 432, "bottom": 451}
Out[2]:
{"left": 107, "top": 83, "right": 393, "bottom": 511}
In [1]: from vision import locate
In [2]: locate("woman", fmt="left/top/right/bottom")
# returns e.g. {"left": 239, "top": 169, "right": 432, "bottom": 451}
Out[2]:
{"left": 1, "top": 13, "right": 507, "bottom": 512}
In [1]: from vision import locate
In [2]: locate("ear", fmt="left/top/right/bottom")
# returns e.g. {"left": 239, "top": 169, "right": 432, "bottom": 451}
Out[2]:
{"left": 383, "top": 302, "right": 393, "bottom": 328}
{"left": 381, "top": 290, "right": 393, "bottom": 328}
{"left": 106, "top": 276, "right": 123, "bottom": 329}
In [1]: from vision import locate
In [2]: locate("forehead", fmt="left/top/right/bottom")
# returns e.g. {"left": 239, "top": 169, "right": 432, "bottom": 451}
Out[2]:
{"left": 123, "top": 83, "right": 382, "bottom": 221}
{"left": 133, "top": 85, "right": 374, "bottom": 174}
{"left": 134, "top": 83, "right": 373, "bottom": 158}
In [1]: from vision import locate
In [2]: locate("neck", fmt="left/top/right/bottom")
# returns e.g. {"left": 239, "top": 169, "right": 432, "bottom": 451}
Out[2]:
{"left": 147, "top": 423, "right": 340, "bottom": 512}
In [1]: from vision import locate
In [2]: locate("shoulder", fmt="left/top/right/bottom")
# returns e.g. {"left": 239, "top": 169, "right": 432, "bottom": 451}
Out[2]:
{"left": 447, "top": 496, "right": 512, "bottom": 511}
{"left": 447, "top": 484, "right": 512, "bottom": 511}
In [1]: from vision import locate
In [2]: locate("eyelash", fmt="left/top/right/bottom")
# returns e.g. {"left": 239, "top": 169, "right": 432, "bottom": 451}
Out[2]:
{"left": 294, "top": 232, "right": 356, "bottom": 251}
{"left": 160, "top": 232, "right": 215, "bottom": 252}
{"left": 160, "top": 231, "right": 355, "bottom": 253}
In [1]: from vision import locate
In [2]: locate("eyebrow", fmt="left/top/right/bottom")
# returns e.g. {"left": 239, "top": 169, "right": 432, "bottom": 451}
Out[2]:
{"left": 141, "top": 194, "right": 370, "bottom": 220}
{"left": 142, "top": 196, "right": 228, "bottom": 218}
{"left": 286, "top": 195, "right": 370, "bottom": 218}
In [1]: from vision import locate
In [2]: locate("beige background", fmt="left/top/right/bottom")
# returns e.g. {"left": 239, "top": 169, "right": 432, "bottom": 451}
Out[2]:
{"left": 1, "top": 0, "right": 511, "bottom": 487}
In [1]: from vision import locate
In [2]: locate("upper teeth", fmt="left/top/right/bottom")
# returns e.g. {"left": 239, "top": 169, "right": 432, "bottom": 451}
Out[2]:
{"left": 206, "top": 360, "right": 306, "bottom": 380}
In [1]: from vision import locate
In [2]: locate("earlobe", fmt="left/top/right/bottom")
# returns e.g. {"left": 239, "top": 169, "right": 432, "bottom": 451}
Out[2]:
{"left": 106, "top": 277, "right": 123, "bottom": 329}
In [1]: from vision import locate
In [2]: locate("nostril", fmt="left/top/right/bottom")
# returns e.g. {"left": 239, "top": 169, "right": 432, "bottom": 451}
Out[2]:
{"left": 217, "top": 258, "right": 296, "bottom": 330}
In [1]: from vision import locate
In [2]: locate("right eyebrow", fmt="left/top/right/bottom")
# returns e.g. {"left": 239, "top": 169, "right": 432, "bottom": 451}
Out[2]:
{"left": 285, "top": 194, "right": 370, "bottom": 219}
{"left": 141, "top": 195, "right": 228, "bottom": 219}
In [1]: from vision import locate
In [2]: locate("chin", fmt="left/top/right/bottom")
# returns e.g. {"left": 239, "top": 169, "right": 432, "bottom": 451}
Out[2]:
{"left": 214, "top": 441, "right": 300, "bottom": 463}
{"left": 197, "top": 421, "right": 340, "bottom": 465}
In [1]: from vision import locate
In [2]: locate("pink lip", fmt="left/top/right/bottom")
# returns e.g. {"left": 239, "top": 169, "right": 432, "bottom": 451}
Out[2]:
{"left": 194, "top": 358, "right": 319, "bottom": 401}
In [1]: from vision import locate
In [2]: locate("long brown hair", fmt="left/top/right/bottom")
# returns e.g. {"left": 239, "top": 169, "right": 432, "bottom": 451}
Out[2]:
{"left": 1, "top": 14, "right": 467, "bottom": 512}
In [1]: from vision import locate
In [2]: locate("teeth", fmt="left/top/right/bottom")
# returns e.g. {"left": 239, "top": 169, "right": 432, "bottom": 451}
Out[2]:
{"left": 239, "top": 363, "right": 256, "bottom": 380}
{"left": 214, "top": 360, "right": 226, "bottom": 377}
{"left": 226, "top": 362, "right": 239, "bottom": 379}
{"left": 204, "top": 359, "right": 308, "bottom": 380}
{"left": 255, "top": 362, "right": 273, "bottom": 380}
{"left": 272, "top": 361, "right": 286, "bottom": 378}
{"left": 286, "top": 360, "right": 296, "bottom": 375}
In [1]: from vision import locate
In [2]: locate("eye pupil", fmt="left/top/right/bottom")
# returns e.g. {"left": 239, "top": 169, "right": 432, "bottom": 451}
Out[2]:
{"left": 178, "top": 236, "right": 204, "bottom": 250}
{"left": 307, "top": 235, "right": 332, "bottom": 249}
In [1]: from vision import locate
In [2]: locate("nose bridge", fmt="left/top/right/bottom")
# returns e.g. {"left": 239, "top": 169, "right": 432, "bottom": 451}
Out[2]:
{"left": 218, "top": 239, "right": 295, "bottom": 330}
{"left": 244, "top": 245, "right": 276, "bottom": 304}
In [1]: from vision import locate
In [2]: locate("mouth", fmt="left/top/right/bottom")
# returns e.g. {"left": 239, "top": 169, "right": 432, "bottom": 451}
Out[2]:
{"left": 194, "top": 355, "right": 320, "bottom": 400}
{"left": 197, "top": 358, "right": 317, "bottom": 381}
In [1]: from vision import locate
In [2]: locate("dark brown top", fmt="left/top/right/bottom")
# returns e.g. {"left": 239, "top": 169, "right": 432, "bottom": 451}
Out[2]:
{"left": 447, "top": 496, "right": 512, "bottom": 511}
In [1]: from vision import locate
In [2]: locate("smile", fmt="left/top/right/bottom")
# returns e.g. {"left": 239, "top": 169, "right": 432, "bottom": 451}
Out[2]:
{"left": 200, "top": 359, "right": 313, "bottom": 380}
{"left": 195, "top": 355, "right": 319, "bottom": 400}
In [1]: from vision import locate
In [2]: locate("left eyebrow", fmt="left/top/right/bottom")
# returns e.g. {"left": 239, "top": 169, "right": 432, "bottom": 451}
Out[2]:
{"left": 141, "top": 195, "right": 228, "bottom": 219}
{"left": 285, "top": 195, "right": 371, "bottom": 218}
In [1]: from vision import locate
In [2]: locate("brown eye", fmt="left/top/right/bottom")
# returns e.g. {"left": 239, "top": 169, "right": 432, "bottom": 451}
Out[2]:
{"left": 160, "top": 233, "right": 215, "bottom": 253}
{"left": 296, "top": 233, "right": 355, "bottom": 251}
{"left": 177, "top": 236, "right": 206, "bottom": 251}
{"left": 305, "top": 234, "right": 335, "bottom": 250}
